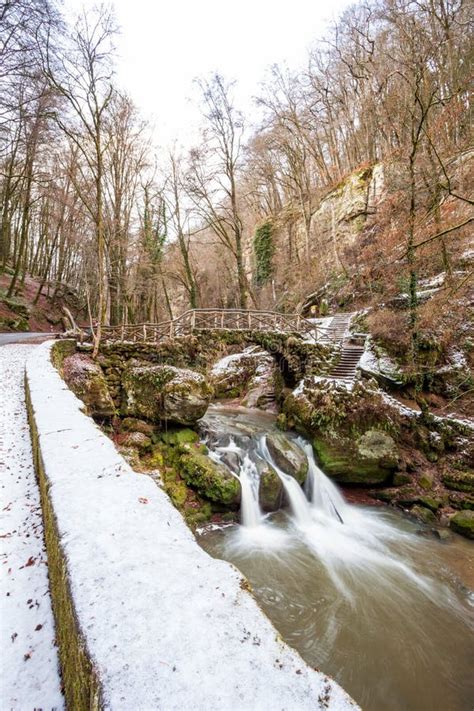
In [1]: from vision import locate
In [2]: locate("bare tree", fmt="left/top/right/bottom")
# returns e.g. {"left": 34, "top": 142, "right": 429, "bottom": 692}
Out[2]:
{"left": 41, "top": 5, "right": 117, "bottom": 355}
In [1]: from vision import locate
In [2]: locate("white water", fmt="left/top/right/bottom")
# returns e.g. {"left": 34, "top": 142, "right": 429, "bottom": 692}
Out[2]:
{"left": 198, "top": 408, "right": 474, "bottom": 711}
{"left": 238, "top": 455, "right": 263, "bottom": 527}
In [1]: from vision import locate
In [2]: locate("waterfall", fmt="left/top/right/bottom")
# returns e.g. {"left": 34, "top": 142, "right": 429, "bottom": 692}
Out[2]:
{"left": 238, "top": 454, "right": 263, "bottom": 527}
{"left": 258, "top": 436, "right": 313, "bottom": 527}
{"left": 213, "top": 438, "right": 263, "bottom": 528}
{"left": 300, "top": 441, "right": 346, "bottom": 523}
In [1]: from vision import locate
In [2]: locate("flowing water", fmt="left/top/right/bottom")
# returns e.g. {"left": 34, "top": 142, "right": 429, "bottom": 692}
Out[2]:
{"left": 197, "top": 406, "right": 474, "bottom": 711}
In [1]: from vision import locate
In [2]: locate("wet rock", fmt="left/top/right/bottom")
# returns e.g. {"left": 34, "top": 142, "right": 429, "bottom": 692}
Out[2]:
{"left": 418, "top": 496, "right": 442, "bottom": 512}
{"left": 63, "top": 353, "right": 115, "bottom": 417}
{"left": 179, "top": 446, "right": 240, "bottom": 507}
{"left": 265, "top": 432, "right": 308, "bottom": 483}
{"left": 258, "top": 464, "right": 282, "bottom": 511}
{"left": 122, "top": 364, "right": 212, "bottom": 425}
{"left": 449, "top": 510, "right": 474, "bottom": 539}
{"left": 411, "top": 505, "right": 437, "bottom": 525}
{"left": 283, "top": 378, "right": 400, "bottom": 485}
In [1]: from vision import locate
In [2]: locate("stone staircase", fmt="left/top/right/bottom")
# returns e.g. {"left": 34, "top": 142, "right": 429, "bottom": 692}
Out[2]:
{"left": 324, "top": 312, "right": 366, "bottom": 381}
{"left": 329, "top": 345, "right": 365, "bottom": 381}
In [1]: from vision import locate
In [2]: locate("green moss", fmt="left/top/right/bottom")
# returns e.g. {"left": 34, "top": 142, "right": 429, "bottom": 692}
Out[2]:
{"left": 449, "top": 510, "right": 474, "bottom": 539}
{"left": 442, "top": 471, "right": 474, "bottom": 493}
{"left": 51, "top": 339, "right": 77, "bottom": 371}
{"left": 253, "top": 221, "right": 274, "bottom": 286}
{"left": 179, "top": 447, "right": 240, "bottom": 506}
{"left": 159, "top": 428, "right": 199, "bottom": 445}
{"left": 411, "top": 505, "right": 437, "bottom": 525}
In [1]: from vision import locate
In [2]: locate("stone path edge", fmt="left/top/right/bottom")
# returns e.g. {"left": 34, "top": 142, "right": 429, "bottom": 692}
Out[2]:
{"left": 24, "top": 340, "right": 358, "bottom": 711}
{"left": 25, "top": 359, "right": 103, "bottom": 711}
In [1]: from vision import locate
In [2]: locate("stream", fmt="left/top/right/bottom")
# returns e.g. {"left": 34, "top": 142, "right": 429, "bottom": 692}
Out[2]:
{"left": 196, "top": 406, "right": 474, "bottom": 711}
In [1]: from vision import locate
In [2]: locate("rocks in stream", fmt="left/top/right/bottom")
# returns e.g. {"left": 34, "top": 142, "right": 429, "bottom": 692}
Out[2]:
{"left": 449, "top": 510, "right": 474, "bottom": 539}
{"left": 122, "top": 364, "right": 213, "bottom": 425}
{"left": 265, "top": 432, "right": 308, "bottom": 483}
{"left": 283, "top": 378, "right": 400, "bottom": 484}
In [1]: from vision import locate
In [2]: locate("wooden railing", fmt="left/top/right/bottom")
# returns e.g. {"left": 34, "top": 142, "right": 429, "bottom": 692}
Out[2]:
{"left": 100, "top": 309, "right": 341, "bottom": 344}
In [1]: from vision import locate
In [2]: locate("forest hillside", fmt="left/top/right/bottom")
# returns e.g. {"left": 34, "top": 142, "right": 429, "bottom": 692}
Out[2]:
{"left": 1, "top": 0, "right": 472, "bottom": 407}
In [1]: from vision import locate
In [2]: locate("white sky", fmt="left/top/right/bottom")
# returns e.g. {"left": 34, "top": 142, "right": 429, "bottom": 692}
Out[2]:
{"left": 63, "top": 0, "right": 353, "bottom": 148}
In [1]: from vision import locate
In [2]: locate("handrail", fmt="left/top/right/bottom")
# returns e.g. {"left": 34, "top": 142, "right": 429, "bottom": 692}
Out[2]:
{"left": 100, "top": 309, "right": 343, "bottom": 345}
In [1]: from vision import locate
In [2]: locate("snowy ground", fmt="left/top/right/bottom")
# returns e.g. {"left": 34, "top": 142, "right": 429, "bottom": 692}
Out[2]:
{"left": 0, "top": 345, "right": 64, "bottom": 710}
{"left": 23, "top": 341, "right": 357, "bottom": 710}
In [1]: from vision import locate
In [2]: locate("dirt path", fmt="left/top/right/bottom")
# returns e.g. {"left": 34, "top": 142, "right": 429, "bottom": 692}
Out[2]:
{"left": 0, "top": 345, "right": 64, "bottom": 709}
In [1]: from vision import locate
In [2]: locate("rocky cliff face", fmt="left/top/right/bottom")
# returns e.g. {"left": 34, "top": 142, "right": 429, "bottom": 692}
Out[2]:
{"left": 244, "top": 163, "right": 386, "bottom": 308}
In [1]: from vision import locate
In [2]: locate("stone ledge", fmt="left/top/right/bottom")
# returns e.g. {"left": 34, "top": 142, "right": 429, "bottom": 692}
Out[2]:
{"left": 25, "top": 341, "right": 358, "bottom": 711}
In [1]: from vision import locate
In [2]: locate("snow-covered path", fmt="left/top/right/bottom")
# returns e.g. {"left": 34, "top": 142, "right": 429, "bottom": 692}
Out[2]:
{"left": 0, "top": 345, "right": 64, "bottom": 710}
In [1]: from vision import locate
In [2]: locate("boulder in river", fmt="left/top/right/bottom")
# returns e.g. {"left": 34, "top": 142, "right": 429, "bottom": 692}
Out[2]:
{"left": 265, "top": 432, "right": 308, "bottom": 483}
{"left": 449, "top": 510, "right": 474, "bottom": 539}
{"left": 283, "top": 377, "right": 400, "bottom": 484}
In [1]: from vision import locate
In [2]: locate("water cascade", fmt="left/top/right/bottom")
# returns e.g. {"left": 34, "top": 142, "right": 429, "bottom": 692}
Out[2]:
{"left": 197, "top": 406, "right": 474, "bottom": 711}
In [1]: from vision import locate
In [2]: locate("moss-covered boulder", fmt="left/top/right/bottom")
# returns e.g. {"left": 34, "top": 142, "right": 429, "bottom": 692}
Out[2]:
{"left": 63, "top": 353, "right": 115, "bottom": 417}
{"left": 121, "top": 417, "right": 156, "bottom": 436}
{"left": 179, "top": 446, "right": 240, "bottom": 507}
{"left": 449, "top": 510, "right": 474, "bottom": 539}
{"left": 265, "top": 433, "right": 308, "bottom": 483}
{"left": 259, "top": 465, "right": 282, "bottom": 511}
{"left": 411, "top": 505, "right": 437, "bottom": 525}
{"left": 122, "top": 364, "right": 212, "bottom": 425}
{"left": 282, "top": 377, "right": 400, "bottom": 485}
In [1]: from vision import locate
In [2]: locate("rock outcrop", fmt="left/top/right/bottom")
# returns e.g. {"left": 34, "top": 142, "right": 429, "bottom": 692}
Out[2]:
{"left": 62, "top": 353, "right": 115, "bottom": 417}
{"left": 283, "top": 377, "right": 400, "bottom": 484}
{"left": 210, "top": 347, "right": 279, "bottom": 409}
{"left": 122, "top": 364, "right": 213, "bottom": 425}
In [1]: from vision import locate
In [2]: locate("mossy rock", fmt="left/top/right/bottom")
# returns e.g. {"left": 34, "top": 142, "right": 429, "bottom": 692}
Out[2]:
{"left": 449, "top": 510, "right": 474, "bottom": 539}
{"left": 122, "top": 364, "right": 212, "bottom": 425}
{"left": 159, "top": 428, "right": 199, "bottom": 446}
{"left": 179, "top": 447, "right": 240, "bottom": 507}
{"left": 259, "top": 465, "right": 282, "bottom": 511}
{"left": 313, "top": 434, "right": 395, "bottom": 485}
{"left": 448, "top": 492, "right": 474, "bottom": 510}
{"left": 442, "top": 471, "right": 474, "bottom": 493}
{"left": 419, "top": 472, "right": 434, "bottom": 491}
{"left": 62, "top": 353, "right": 115, "bottom": 418}
{"left": 411, "top": 505, "right": 437, "bottom": 525}
{"left": 418, "top": 496, "right": 442, "bottom": 512}
{"left": 392, "top": 472, "right": 412, "bottom": 486}
{"left": 116, "top": 431, "right": 151, "bottom": 452}
{"left": 265, "top": 432, "right": 308, "bottom": 483}
{"left": 121, "top": 418, "right": 156, "bottom": 436}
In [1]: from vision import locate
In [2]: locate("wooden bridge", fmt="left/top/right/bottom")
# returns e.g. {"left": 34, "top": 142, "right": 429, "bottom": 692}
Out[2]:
{"left": 99, "top": 308, "right": 347, "bottom": 344}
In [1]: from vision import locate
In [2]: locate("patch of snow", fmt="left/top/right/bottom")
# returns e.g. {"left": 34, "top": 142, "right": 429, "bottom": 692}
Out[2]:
{"left": 210, "top": 347, "right": 266, "bottom": 376}
{"left": 418, "top": 273, "right": 446, "bottom": 289}
{"left": 359, "top": 341, "right": 402, "bottom": 383}
{"left": 0, "top": 345, "right": 64, "bottom": 710}
{"left": 25, "top": 342, "right": 358, "bottom": 710}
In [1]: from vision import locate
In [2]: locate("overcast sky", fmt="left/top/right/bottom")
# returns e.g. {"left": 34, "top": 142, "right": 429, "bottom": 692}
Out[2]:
{"left": 63, "top": 0, "right": 353, "bottom": 148}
